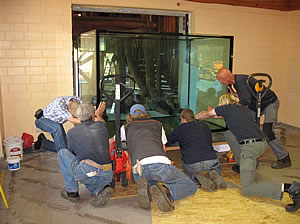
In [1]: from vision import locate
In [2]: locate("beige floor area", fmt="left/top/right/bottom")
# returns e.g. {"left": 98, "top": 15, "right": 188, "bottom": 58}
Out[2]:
{"left": 0, "top": 125, "right": 299, "bottom": 224}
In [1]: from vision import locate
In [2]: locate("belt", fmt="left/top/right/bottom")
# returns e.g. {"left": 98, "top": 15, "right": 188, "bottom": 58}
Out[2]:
{"left": 81, "top": 160, "right": 112, "bottom": 171}
{"left": 240, "top": 138, "right": 263, "bottom": 145}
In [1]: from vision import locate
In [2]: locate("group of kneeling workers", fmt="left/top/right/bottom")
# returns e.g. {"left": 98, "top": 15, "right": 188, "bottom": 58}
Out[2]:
{"left": 33, "top": 69, "right": 300, "bottom": 213}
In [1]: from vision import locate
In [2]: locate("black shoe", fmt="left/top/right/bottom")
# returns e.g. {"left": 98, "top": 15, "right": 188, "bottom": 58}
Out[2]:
{"left": 194, "top": 171, "right": 217, "bottom": 192}
{"left": 271, "top": 154, "right": 292, "bottom": 169}
{"left": 285, "top": 181, "right": 300, "bottom": 212}
{"left": 34, "top": 133, "right": 46, "bottom": 150}
{"left": 90, "top": 186, "right": 114, "bottom": 208}
{"left": 60, "top": 190, "right": 80, "bottom": 203}
{"left": 150, "top": 185, "right": 175, "bottom": 212}
{"left": 232, "top": 164, "right": 240, "bottom": 173}
{"left": 137, "top": 177, "right": 151, "bottom": 209}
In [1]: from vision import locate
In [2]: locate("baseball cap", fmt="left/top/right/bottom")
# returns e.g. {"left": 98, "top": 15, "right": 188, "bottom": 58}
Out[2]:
{"left": 130, "top": 104, "right": 147, "bottom": 115}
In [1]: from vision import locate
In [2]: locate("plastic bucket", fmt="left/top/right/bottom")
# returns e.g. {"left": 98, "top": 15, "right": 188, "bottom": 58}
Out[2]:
{"left": 7, "top": 156, "right": 21, "bottom": 171}
{"left": 3, "top": 136, "right": 23, "bottom": 160}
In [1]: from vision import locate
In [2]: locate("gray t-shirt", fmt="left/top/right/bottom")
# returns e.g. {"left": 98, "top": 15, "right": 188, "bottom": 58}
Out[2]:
{"left": 67, "top": 120, "right": 111, "bottom": 164}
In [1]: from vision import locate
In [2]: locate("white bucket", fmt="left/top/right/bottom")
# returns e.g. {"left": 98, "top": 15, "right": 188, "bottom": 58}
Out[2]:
{"left": 3, "top": 136, "right": 23, "bottom": 160}
{"left": 7, "top": 156, "right": 21, "bottom": 171}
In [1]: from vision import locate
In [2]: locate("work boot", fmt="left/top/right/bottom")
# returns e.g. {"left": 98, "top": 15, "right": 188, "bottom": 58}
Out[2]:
{"left": 60, "top": 190, "right": 80, "bottom": 203}
{"left": 285, "top": 181, "right": 300, "bottom": 212}
{"left": 209, "top": 170, "right": 226, "bottom": 189}
{"left": 232, "top": 164, "right": 240, "bottom": 173}
{"left": 90, "top": 186, "right": 114, "bottom": 208}
{"left": 150, "top": 185, "right": 175, "bottom": 212}
{"left": 194, "top": 171, "right": 217, "bottom": 192}
{"left": 137, "top": 177, "right": 151, "bottom": 209}
{"left": 271, "top": 154, "right": 292, "bottom": 169}
{"left": 34, "top": 133, "right": 46, "bottom": 150}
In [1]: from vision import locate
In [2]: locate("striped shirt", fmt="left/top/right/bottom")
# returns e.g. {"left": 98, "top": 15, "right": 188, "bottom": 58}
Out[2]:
{"left": 43, "top": 96, "right": 81, "bottom": 124}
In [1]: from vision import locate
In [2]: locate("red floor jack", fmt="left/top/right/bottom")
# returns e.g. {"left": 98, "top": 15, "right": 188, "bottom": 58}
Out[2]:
{"left": 109, "top": 140, "right": 130, "bottom": 187}
{"left": 247, "top": 73, "right": 272, "bottom": 125}
{"left": 100, "top": 74, "right": 135, "bottom": 187}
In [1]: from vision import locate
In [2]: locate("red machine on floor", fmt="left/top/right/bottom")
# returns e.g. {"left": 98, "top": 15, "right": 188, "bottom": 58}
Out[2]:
{"left": 109, "top": 140, "right": 129, "bottom": 187}
{"left": 100, "top": 74, "right": 135, "bottom": 187}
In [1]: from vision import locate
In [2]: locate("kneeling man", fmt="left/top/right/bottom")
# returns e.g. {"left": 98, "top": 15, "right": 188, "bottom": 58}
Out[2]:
{"left": 58, "top": 102, "right": 114, "bottom": 207}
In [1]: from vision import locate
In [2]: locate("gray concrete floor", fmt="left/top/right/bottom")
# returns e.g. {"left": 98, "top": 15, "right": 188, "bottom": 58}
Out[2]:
{"left": 0, "top": 125, "right": 299, "bottom": 224}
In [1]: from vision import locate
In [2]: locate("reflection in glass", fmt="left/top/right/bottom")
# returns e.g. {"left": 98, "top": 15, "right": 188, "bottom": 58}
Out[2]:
{"left": 77, "top": 31, "right": 233, "bottom": 134}
{"left": 77, "top": 31, "right": 97, "bottom": 104}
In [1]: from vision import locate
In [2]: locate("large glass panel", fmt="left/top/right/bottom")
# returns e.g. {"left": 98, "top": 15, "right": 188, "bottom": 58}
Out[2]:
{"left": 76, "top": 31, "right": 233, "bottom": 135}
{"left": 97, "top": 33, "right": 190, "bottom": 134}
{"left": 77, "top": 30, "right": 97, "bottom": 104}
{"left": 189, "top": 37, "right": 231, "bottom": 129}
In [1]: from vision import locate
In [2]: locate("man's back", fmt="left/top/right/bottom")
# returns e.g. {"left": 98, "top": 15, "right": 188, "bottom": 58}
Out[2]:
{"left": 125, "top": 119, "right": 166, "bottom": 167}
{"left": 67, "top": 120, "right": 111, "bottom": 165}
{"left": 167, "top": 121, "right": 217, "bottom": 164}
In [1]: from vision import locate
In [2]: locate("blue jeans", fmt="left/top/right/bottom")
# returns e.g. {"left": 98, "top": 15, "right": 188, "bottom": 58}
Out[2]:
{"left": 35, "top": 117, "right": 67, "bottom": 152}
{"left": 133, "top": 163, "right": 197, "bottom": 201}
{"left": 57, "top": 149, "right": 113, "bottom": 195}
{"left": 182, "top": 158, "right": 222, "bottom": 182}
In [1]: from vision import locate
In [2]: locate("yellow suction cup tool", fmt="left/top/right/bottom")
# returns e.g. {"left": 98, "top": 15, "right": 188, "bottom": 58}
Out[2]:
{"left": 255, "top": 82, "right": 264, "bottom": 92}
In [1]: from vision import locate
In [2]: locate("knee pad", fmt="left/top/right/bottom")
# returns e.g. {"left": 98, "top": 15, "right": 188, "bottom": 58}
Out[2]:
{"left": 262, "top": 123, "right": 276, "bottom": 141}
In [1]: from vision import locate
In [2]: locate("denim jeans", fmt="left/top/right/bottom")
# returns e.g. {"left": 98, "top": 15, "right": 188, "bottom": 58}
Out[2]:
{"left": 57, "top": 149, "right": 113, "bottom": 195}
{"left": 35, "top": 117, "right": 67, "bottom": 152}
{"left": 182, "top": 158, "right": 222, "bottom": 182}
{"left": 133, "top": 163, "right": 197, "bottom": 201}
{"left": 240, "top": 141, "right": 282, "bottom": 200}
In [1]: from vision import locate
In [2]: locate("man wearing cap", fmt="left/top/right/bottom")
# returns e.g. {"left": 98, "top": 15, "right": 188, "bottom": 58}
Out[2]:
{"left": 119, "top": 104, "right": 197, "bottom": 212}
{"left": 34, "top": 96, "right": 82, "bottom": 152}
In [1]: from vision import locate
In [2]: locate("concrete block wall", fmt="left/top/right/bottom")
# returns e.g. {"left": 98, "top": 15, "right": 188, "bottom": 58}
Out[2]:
{"left": 0, "top": 0, "right": 299, "bottom": 149}
{"left": 0, "top": 0, "right": 73, "bottom": 138}
{"left": 0, "top": 80, "right": 4, "bottom": 157}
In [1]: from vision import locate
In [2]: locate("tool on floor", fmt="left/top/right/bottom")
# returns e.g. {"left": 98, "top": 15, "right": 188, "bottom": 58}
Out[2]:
{"left": 247, "top": 73, "right": 272, "bottom": 125}
{"left": 222, "top": 150, "right": 236, "bottom": 163}
{"left": 100, "top": 74, "right": 135, "bottom": 187}
{"left": 108, "top": 140, "right": 130, "bottom": 186}
{"left": 0, "top": 170, "right": 9, "bottom": 209}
